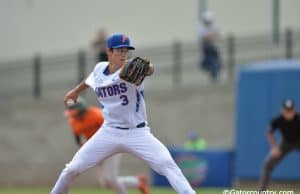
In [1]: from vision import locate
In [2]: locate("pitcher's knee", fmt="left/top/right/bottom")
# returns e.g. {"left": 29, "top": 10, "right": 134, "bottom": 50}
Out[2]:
{"left": 162, "top": 157, "right": 177, "bottom": 167}
{"left": 62, "top": 162, "right": 82, "bottom": 178}
{"left": 156, "top": 157, "right": 179, "bottom": 174}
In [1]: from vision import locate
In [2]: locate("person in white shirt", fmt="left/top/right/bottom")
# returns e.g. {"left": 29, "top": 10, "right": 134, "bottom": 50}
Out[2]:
{"left": 198, "top": 11, "right": 222, "bottom": 81}
{"left": 50, "top": 33, "right": 196, "bottom": 194}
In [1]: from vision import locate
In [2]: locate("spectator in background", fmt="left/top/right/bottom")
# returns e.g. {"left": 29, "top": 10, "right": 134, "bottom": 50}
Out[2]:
{"left": 259, "top": 99, "right": 300, "bottom": 190}
{"left": 184, "top": 130, "right": 207, "bottom": 151}
{"left": 92, "top": 29, "right": 108, "bottom": 62}
{"left": 198, "top": 11, "right": 222, "bottom": 82}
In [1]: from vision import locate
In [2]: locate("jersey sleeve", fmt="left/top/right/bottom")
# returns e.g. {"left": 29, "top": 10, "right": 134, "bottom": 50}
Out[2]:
{"left": 85, "top": 72, "right": 96, "bottom": 90}
{"left": 85, "top": 62, "right": 103, "bottom": 90}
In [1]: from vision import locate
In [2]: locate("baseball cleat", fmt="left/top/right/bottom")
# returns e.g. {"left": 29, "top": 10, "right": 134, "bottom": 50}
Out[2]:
{"left": 138, "top": 175, "right": 150, "bottom": 194}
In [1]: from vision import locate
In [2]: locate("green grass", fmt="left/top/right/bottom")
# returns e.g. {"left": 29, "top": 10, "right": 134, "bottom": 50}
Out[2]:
{"left": 0, "top": 187, "right": 300, "bottom": 194}
{"left": 0, "top": 187, "right": 218, "bottom": 194}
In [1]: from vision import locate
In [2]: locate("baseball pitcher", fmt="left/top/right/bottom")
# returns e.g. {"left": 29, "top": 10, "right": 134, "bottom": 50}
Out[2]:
{"left": 51, "top": 33, "right": 195, "bottom": 194}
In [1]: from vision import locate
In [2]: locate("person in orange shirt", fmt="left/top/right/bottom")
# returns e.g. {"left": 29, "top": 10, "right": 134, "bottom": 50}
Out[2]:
{"left": 64, "top": 98, "right": 149, "bottom": 194}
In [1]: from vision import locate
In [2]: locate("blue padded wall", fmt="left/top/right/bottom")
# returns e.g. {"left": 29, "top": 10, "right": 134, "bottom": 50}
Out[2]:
{"left": 151, "top": 149, "right": 234, "bottom": 187}
{"left": 235, "top": 60, "right": 300, "bottom": 180}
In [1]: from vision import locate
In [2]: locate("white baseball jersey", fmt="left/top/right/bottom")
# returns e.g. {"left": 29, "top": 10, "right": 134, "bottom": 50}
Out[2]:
{"left": 85, "top": 62, "right": 148, "bottom": 128}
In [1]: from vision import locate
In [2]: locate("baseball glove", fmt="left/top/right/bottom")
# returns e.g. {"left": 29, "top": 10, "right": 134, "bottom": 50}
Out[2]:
{"left": 119, "top": 57, "right": 150, "bottom": 86}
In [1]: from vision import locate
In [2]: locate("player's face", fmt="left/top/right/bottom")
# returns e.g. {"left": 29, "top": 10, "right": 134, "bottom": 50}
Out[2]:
{"left": 108, "top": 47, "right": 129, "bottom": 67}
{"left": 282, "top": 108, "right": 296, "bottom": 121}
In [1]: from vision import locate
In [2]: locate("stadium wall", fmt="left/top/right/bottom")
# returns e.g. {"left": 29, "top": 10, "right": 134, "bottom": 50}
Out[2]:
{"left": 235, "top": 60, "right": 300, "bottom": 180}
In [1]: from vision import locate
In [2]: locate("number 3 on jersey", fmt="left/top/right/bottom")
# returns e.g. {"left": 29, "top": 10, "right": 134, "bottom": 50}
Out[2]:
{"left": 120, "top": 95, "right": 129, "bottom": 105}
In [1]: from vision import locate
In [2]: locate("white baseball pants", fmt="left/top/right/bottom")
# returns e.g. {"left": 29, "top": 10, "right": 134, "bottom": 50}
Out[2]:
{"left": 50, "top": 126, "right": 196, "bottom": 194}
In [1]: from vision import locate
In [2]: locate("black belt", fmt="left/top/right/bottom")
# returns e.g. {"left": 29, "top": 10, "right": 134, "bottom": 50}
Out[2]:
{"left": 115, "top": 122, "right": 146, "bottom": 130}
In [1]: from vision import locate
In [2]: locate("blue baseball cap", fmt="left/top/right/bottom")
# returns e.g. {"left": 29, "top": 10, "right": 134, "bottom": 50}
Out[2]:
{"left": 107, "top": 33, "right": 135, "bottom": 50}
